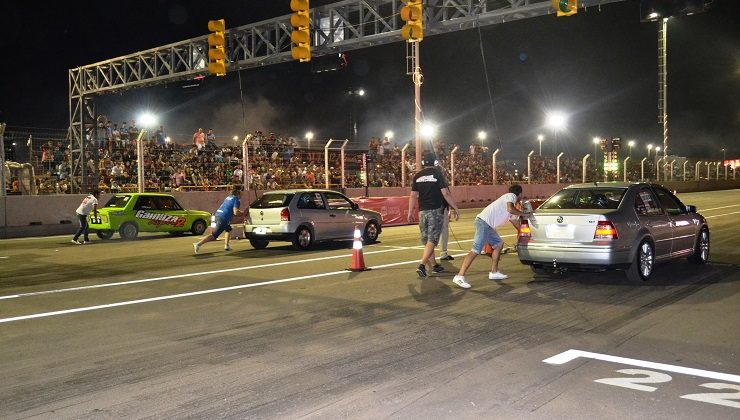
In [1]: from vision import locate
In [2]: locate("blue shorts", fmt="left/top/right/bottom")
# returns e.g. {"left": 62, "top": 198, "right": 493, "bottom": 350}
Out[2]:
{"left": 471, "top": 217, "right": 503, "bottom": 254}
{"left": 212, "top": 216, "right": 233, "bottom": 239}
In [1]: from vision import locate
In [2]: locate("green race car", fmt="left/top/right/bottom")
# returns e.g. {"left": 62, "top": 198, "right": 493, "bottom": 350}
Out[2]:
{"left": 88, "top": 193, "right": 211, "bottom": 240}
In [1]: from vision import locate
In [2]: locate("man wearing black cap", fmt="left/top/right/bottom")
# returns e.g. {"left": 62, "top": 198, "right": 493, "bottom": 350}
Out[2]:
{"left": 408, "top": 152, "right": 460, "bottom": 278}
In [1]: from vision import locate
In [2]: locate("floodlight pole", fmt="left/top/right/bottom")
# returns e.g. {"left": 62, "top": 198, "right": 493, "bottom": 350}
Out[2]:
{"left": 556, "top": 152, "right": 564, "bottom": 184}
{"left": 450, "top": 146, "right": 459, "bottom": 187}
{"left": 716, "top": 161, "right": 720, "bottom": 180}
{"left": 136, "top": 130, "right": 147, "bottom": 193}
{"left": 641, "top": 158, "right": 647, "bottom": 182}
{"left": 410, "top": 41, "right": 423, "bottom": 172}
{"left": 527, "top": 150, "right": 534, "bottom": 184}
{"left": 492, "top": 148, "right": 500, "bottom": 184}
{"left": 683, "top": 160, "right": 688, "bottom": 181}
{"left": 623, "top": 156, "right": 630, "bottom": 182}
{"left": 669, "top": 160, "right": 675, "bottom": 181}
{"left": 401, "top": 144, "right": 410, "bottom": 187}
{"left": 695, "top": 161, "right": 702, "bottom": 181}
{"left": 582, "top": 154, "right": 590, "bottom": 183}
{"left": 242, "top": 134, "right": 251, "bottom": 190}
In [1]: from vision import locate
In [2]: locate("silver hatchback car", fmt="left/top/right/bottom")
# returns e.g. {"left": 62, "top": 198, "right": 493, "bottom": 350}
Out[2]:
{"left": 517, "top": 183, "right": 709, "bottom": 282}
{"left": 243, "top": 189, "right": 383, "bottom": 250}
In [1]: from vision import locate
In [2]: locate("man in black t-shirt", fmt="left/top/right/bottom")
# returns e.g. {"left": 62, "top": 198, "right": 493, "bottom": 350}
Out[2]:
{"left": 408, "top": 152, "right": 460, "bottom": 278}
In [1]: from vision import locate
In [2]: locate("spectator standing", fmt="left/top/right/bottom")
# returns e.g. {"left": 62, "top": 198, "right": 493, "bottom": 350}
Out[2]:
{"left": 193, "top": 187, "right": 243, "bottom": 253}
{"left": 407, "top": 152, "right": 460, "bottom": 279}
{"left": 206, "top": 128, "right": 217, "bottom": 148}
{"left": 120, "top": 122, "right": 129, "bottom": 146}
{"left": 71, "top": 190, "right": 100, "bottom": 245}
{"left": 128, "top": 121, "right": 139, "bottom": 144}
{"left": 156, "top": 125, "right": 166, "bottom": 146}
{"left": 452, "top": 184, "right": 531, "bottom": 288}
{"left": 193, "top": 128, "right": 206, "bottom": 150}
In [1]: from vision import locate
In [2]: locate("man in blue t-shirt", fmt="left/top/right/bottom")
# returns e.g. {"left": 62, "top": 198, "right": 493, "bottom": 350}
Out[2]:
{"left": 193, "top": 187, "right": 243, "bottom": 254}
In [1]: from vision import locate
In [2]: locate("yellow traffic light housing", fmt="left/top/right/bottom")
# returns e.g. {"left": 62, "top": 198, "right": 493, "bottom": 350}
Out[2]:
{"left": 400, "top": 0, "right": 423, "bottom": 42}
{"left": 290, "top": 0, "right": 311, "bottom": 62}
{"left": 553, "top": 0, "right": 578, "bottom": 17}
{"left": 207, "top": 19, "right": 226, "bottom": 76}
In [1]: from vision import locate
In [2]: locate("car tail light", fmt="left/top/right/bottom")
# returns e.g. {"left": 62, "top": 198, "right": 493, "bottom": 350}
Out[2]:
{"left": 519, "top": 219, "right": 531, "bottom": 238}
{"left": 594, "top": 220, "right": 618, "bottom": 239}
{"left": 280, "top": 208, "right": 290, "bottom": 221}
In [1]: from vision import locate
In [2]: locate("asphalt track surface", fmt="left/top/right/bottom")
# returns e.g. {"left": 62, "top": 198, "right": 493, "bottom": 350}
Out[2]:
{"left": 1, "top": 189, "right": 739, "bottom": 419}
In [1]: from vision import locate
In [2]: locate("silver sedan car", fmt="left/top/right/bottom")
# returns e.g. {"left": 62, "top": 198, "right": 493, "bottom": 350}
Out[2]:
{"left": 243, "top": 189, "right": 383, "bottom": 250}
{"left": 517, "top": 183, "right": 709, "bottom": 282}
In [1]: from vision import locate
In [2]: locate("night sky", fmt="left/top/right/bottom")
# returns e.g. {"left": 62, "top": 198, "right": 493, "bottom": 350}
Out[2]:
{"left": 1, "top": 0, "right": 737, "bottom": 160}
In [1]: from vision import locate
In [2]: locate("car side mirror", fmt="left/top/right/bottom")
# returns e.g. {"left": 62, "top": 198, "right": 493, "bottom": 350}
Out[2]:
{"left": 351, "top": 203, "right": 359, "bottom": 210}
{"left": 685, "top": 205, "right": 697, "bottom": 213}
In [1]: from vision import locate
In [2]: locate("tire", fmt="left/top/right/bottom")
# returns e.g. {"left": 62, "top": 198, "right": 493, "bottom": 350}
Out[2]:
{"left": 96, "top": 230, "right": 114, "bottom": 240}
{"left": 191, "top": 219, "right": 207, "bottom": 235}
{"left": 119, "top": 222, "right": 139, "bottom": 240}
{"left": 626, "top": 239, "right": 654, "bottom": 282}
{"left": 688, "top": 228, "right": 709, "bottom": 264}
{"left": 249, "top": 238, "right": 269, "bottom": 249}
{"left": 363, "top": 221, "right": 380, "bottom": 244}
{"left": 292, "top": 226, "right": 313, "bottom": 250}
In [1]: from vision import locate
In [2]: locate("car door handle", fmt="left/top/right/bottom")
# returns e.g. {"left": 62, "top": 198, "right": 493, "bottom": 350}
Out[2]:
{"left": 329, "top": 214, "right": 336, "bottom": 217}
{"left": 627, "top": 221, "right": 639, "bottom": 229}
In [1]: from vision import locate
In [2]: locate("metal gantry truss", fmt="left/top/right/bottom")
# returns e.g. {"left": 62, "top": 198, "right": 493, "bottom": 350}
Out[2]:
{"left": 68, "top": 0, "right": 624, "bottom": 191}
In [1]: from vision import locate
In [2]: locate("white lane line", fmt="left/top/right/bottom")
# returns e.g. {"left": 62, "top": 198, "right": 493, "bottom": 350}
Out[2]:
{"left": 544, "top": 349, "right": 740, "bottom": 384}
{"left": 0, "top": 253, "right": 472, "bottom": 324}
{"left": 0, "top": 256, "right": 9, "bottom": 259}
{"left": 702, "top": 204, "right": 740, "bottom": 211}
{"left": 0, "top": 234, "right": 515, "bottom": 301}
{"left": 705, "top": 211, "right": 740, "bottom": 219}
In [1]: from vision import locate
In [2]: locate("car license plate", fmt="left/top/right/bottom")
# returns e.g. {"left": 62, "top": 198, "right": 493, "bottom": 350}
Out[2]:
{"left": 546, "top": 224, "right": 575, "bottom": 239}
{"left": 254, "top": 227, "right": 267, "bottom": 235}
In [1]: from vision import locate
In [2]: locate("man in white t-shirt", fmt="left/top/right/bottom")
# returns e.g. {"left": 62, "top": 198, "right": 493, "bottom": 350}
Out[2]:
{"left": 71, "top": 190, "right": 100, "bottom": 245}
{"left": 452, "top": 184, "right": 531, "bottom": 289}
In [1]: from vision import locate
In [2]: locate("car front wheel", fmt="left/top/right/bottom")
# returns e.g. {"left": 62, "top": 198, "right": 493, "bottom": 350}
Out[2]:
{"left": 363, "top": 221, "right": 379, "bottom": 244}
{"left": 119, "top": 222, "right": 139, "bottom": 240}
{"left": 626, "top": 239, "right": 654, "bottom": 282}
{"left": 688, "top": 228, "right": 709, "bottom": 264}
{"left": 293, "top": 226, "right": 313, "bottom": 250}
{"left": 96, "top": 230, "right": 114, "bottom": 240}
{"left": 191, "top": 219, "right": 207, "bottom": 235}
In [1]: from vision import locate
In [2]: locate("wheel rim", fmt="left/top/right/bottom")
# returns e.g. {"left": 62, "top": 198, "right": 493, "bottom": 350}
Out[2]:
{"left": 365, "top": 223, "right": 378, "bottom": 241}
{"left": 699, "top": 231, "right": 709, "bottom": 261}
{"left": 298, "top": 229, "right": 311, "bottom": 247}
{"left": 639, "top": 242, "right": 653, "bottom": 278}
{"left": 123, "top": 225, "right": 136, "bottom": 238}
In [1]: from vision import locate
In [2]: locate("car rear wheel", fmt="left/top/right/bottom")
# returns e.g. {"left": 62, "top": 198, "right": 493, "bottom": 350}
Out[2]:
{"left": 96, "top": 230, "right": 114, "bottom": 240}
{"left": 249, "top": 238, "right": 269, "bottom": 249}
{"left": 119, "top": 222, "right": 139, "bottom": 240}
{"left": 626, "top": 239, "right": 653, "bottom": 282}
{"left": 688, "top": 228, "right": 709, "bottom": 264}
{"left": 191, "top": 219, "right": 207, "bottom": 235}
{"left": 293, "top": 226, "right": 313, "bottom": 250}
{"left": 363, "top": 221, "right": 379, "bottom": 244}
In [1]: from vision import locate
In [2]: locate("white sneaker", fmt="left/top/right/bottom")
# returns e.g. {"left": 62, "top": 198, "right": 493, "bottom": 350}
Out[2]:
{"left": 193, "top": 243, "right": 200, "bottom": 254}
{"left": 224, "top": 245, "right": 232, "bottom": 251}
{"left": 452, "top": 275, "right": 471, "bottom": 289}
{"left": 489, "top": 271, "right": 508, "bottom": 280}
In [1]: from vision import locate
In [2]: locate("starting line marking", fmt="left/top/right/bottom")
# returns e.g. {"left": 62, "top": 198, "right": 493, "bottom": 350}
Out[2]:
{"left": 0, "top": 252, "right": 474, "bottom": 324}
{"left": 544, "top": 349, "right": 740, "bottom": 383}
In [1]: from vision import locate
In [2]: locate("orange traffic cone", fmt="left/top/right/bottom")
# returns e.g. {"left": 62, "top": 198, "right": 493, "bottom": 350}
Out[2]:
{"left": 347, "top": 227, "right": 371, "bottom": 271}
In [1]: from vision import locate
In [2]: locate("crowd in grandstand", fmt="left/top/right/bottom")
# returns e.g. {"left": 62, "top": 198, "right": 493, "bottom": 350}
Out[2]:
{"left": 5, "top": 119, "right": 719, "bottom": 194}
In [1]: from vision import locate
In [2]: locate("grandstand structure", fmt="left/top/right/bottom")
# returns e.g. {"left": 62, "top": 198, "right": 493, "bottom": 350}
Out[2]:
{"left": 67, "top": 0, "right": 624, "bottom": 192}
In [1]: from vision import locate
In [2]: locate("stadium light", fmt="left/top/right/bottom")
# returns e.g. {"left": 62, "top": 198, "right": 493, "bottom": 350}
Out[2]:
{"left": 138, "top": 112, "right": 157, "bottom": 128}
{"left": 545, "top": 111, "right": 567, "bottom": 131}
{"left": 420, "top": 122, "right": 436, "bottom": 139}
{"left": 477, "top": 131, "right": 487, "bottom": 141}
{"left": 385, "top": 130, "right": 394, "bottom": 139}
{"left": 305, "top": 131, "right": 314, "bottom": 149}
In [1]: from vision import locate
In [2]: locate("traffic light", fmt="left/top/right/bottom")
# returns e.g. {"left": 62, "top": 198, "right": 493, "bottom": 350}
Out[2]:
{"left": 290, "top": 0, "right": 311, "bottom": 62}
{"left": 400, "top": 0, "right": 423, "bottom": 42}
{"left": 552, "top": 0, "right": 577, "bottom": 17}
{"left": 207, "top": 19, "right": 226, "bottom": 76}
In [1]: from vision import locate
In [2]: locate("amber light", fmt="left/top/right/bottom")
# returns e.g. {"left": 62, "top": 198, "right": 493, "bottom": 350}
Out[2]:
{"left": 519, "top": 219, "right": 531, "bottom": 237}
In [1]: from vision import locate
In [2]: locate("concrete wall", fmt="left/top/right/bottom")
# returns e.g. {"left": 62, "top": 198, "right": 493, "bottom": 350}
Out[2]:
{"left": 1, "top": 180, "right": 737, "bottom": 239}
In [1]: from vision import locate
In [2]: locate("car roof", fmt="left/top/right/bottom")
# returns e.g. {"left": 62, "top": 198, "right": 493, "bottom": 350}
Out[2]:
{"left": 563, "top": 182, "right": 639, "bottom": 189}
{"left": 260, "top": 189, "right": 341, "bottom": 195}
{"left": 112, "top": 192, "right": 176, "bottom": 197}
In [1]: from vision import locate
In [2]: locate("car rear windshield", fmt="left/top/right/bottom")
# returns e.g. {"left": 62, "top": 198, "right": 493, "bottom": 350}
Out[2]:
{"left": 251, "top": 193, "right": 295, "bottom": 209}
{"left": 103, "top": 195, "right": 132, "bottom": 208}
{"left": 539, "top": 188, "right": 626, "bottom": 210}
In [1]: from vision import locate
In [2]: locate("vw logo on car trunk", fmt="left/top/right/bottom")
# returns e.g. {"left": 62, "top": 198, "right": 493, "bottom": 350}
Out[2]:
{"left": 557, "top": 216, "right": 564, "bottom": 223}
